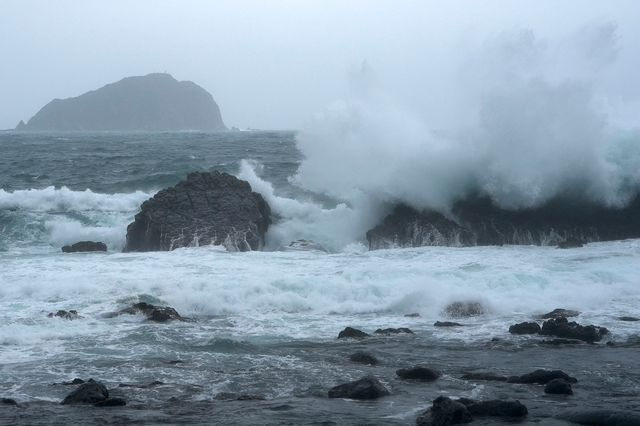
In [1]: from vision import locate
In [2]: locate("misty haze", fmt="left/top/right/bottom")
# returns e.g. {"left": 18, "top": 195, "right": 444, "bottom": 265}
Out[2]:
{"left": 1, "top": 1, "right": 640, "bottom": 425}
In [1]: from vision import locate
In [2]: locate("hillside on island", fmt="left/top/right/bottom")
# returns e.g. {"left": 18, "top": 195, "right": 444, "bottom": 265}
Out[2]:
{"left": 17, "top": 73, "right": 226, "bottom": 131}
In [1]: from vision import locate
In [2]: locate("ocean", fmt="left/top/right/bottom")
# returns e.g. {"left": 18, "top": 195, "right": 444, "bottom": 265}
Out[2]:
{"left": 1, "top": 131, "right": 639, "bottom": 425}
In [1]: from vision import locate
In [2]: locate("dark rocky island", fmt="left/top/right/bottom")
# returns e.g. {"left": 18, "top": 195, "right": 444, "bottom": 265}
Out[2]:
{"left": 367, "top": 195, "right": 640, "bottom": 249}
{"left": 17, "top": 73, "right": 226, "bottom": 131}
{"left": 124, "top": 171, "right": 271, "bottom": 252}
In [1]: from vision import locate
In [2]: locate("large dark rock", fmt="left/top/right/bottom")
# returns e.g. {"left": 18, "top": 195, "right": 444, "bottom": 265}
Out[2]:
{"left": 1, "top": 398, "right": 17, "bottom": 406}
{"left": 61, "top": 241, "right": 107, "bottom": 253}
{"left": 61, "top": 379, "right": 108, "bottom": 405}
{"left": 539, "top": 308, "right": 580, "bottom": 319}
{"left": 509, "top": 321, "right": 541, "bottom": 335}
{"left": 327, "top": 376, "right": 389, "bottom": 400}
{"left": 397, "top": 367, "right": 440, "bottom": 382}
{"left": 119, "top": 302, "right": 184, "bottom": 322}
{"left": 374, "top": 327, "right": 414, "bottom": 335}
{"left": 367, "top": 196, "right": 640, "bottom": 249}
{"left": 457, "top": 398, "right": 528, "bottom": 418}
{"left": 124, "top": 171, "right": 270, "bottom": 252}
{"left": 540, "top": 317, "right": 609, "bottom": 343}
{"left": 349, "top": 351, "right": 379, "bottom": 365}
{"left": 557, "top": 410, "right": 640, "bottom": 425}
{"left": 337, "top": 327, "right": 369, "bottom": 339}
{"left": 47, "top": 310, "right": 82, "bottom": 320}
{"left": 434, "top": 321, "right": 464, "bottom": 327}
{"left": 18, "top": 73, "right": 226, "bottom": 131}
{"left": 619, "top": 316, "right": 640, "bottom": 322}
{"left": 544, "top": 378, "right": 573, "bottom": 395}
{"left": 416, "top": 396, "right": 472, "bottom": 426}
{"left": 508, "top": 369, "right": 577, "bottom": 385}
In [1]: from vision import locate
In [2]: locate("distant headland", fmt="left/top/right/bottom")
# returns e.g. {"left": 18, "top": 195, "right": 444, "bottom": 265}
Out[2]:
{"left": 16, "top": 73, "right": 226, "bottom": 132}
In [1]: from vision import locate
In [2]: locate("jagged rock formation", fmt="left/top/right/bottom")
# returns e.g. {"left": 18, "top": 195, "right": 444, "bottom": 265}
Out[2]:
{"left": 18, "top": 73, "right": 226, "bottom": 131}
{"left": 123, "top": 171, "right": 270, "bottom": 252}
{"left": 367, "top": 195, "right": 640, "bottom": 249}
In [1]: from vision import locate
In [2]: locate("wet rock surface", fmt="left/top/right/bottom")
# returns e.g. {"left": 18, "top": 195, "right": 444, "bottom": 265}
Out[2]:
{"left": 444, "top": 301, "right": 486, "bottom": 318}
{"left": 374, "top": 327, "right": 414, "bottom": 335}
{"left": 61, "top": 379, "right": 109, "bottom": 405}
{"left": 509, "top": 321, "right": 541, "bottom": 334}
{"left": 47, "top": 310, "right": 82, "bottom": 320}
{"left": 337, "top": 327, "right": 369, "bottom": 339}
{"left": 434, "top": 321, "right": 464, "bottom": 327}
{"left": 349, "top": 351, "right": 379, "bottom": 365}
{"left": 396, "top": 366, "right": 440, "bottom": 382}
{"left": 61, "top": 241, "right": 107, "bottom": 253}
{"left": 118, "top": 302, "right": 185, "bottom": 322}
{"left": 124, "top": 171, "right": 271, "bottom": 252}
{"left": 539, "top": 308, "right": 580, "bottom": 319}
{"left": 508, "top": 369, "right": 577, "bottom": 385}
{"left": 544, "top": 378, "right": 573, "bottom": 395}
{"left": 327, "top": 376, "right": 390, "bottom": 400}
{"left": 540, "top": 317, "right": 609, "bottom": 343}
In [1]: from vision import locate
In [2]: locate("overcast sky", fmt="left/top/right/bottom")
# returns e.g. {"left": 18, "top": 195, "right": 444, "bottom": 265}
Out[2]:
{"left": 1, "top": 0, "right": 638, "bottom": 130}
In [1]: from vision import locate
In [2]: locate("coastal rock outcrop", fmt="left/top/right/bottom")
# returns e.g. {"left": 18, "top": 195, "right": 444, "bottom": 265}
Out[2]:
{"left": 118, "top": 302, "right": 185, "bottom": 322}
{"left": 416, "top": 396, "right": 527, "bottom": 425}
{"left": 61, "top": 379, "right": 108, "bottom": 405}
{"left": 540, "top": 317, "right": 609, "bottom": 343}
{"left": 124, "top": 171, "right": 270, "bottom": 252}
{"left": 61, "top": 241, "right": 107, "bottom": 253}
{"left": 18, "top": 73, "right": 226, "bottom": 131}
{"left": 509, "top": 322, "right": 541, "bottom": 335}
{"left": 367, "top": 196, "right": 640, "bottom": 249}
{"left": 337, "top": 327, "right": 369, "bottom": 339}
{"left": 328, "top": 376, "right": 389, "bottom": 400}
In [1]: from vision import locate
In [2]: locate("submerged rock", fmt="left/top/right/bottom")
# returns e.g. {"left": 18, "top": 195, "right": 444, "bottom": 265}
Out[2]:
{"left": 214, "top": 392, "right": 265, "bottom": 401}
{"left": 396, "top": 366, "right": 440, "bottom": 382}
{"left": 444, "top": 301, "right": 486, "bottom": 317}
{"left": 544, "top": 378, "right": 573, "bottom": 395}
{"left": 349, "top": 351, "right": 379, "bottom": 365}
{"left": 374, "top": 327, "right": 414, "bottom": 335}
{"left": 1, "top": 398, "right": 17, "bottom": 406}
{"left": 94, "top": 397, "right": 126, "bottom": 407}
{"left": 416, "top": 396, "right": 472, "bottom": 426}
{"left": 460, "top": 372, "right": 508, "bottom": 382}
{"left": 61, "top": 241, "right": 107, "bottom": 253}
{"left": 337, "top": 327, "right": 369, "bottom": 339}
{"left": 47, "top": 310, "right": 82, "bottom": 320}
{"left": 619, "top": 316, "right": 640, "bottom": 322}
{"left": 434, "top": 321, "right": 464, "bottom": 327}
{"left": 540, "top": 317, "right": 609, "bottom": 343}
{"left": 119, "top": 302, "right": 184, "bottom": 322}
{"left": 509, "top": 321, "right": 541, "bottom": 335}
{"left": 327, "top": 376, "right": 389, "bottom": 400}
{"left": 508, "top": 369, "right": 577, "bottom": 385}
{"left": 539, "top": 308, "right": 580, "bottom": 319}
{"left": 61, "top": 379, "right": 108, "bottom": 405}
{"left": 124, "top": 171, "right": 271, "bottom": 252}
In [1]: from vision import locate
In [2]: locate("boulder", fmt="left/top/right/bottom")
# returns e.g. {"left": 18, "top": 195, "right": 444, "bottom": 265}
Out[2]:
{"left": 460, "top": 372, "right": 508, "bottom": 382}
{"left": 327, "top": 376, "right": 389, "bottom": 400}
{"left": 61, "top": 379, "right": 108, "bottom": 405}
{"left": 374, "top": 327, "right": 414, "bottom": 335}
{"left": 61, "top": 241, "right": 107, "bottom": 253}
{"left": 396, "top": 367, "right": 440, "bottom": 382}
{"left": 540, "top": 317, "right": 609, "bottom": 343}
{"left": 538, "top": 308, "right": 580, "bottom": 319}
{"left": 434, "top": 321, "right": 463, "bottom": 327}
{"left": 508, "top": 369, "right": 577, "bottom": 385}
{"left": 119, "top": 302, "right": 184, "bottom": 322}
{"left": 457, "top": 398, "right": 528, "bottom": 418}
{"left": 349, "top": 351, "right": 379, "bottom": 365}
{"left": 444, "top": 301, "right": 486, "bottom": 317}
{"left": 416, "top": 396, "right": 472, "bottom": 426}
{"left": 123, "top": 171, "right": 271, "bottom": 252}
{"left": 544, "top": 378, "right": 573, "bottom": 395}
{"left": 508, "top": 322, "right": 541, "bottom": 335}
{"left": 47, "top": 310, "right": 82, "bottom": 320}
{"left": 337, "top": 327, "right": 369, "bottom": 339}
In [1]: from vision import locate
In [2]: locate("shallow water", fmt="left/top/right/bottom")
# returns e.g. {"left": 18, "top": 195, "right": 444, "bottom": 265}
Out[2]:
{"left": 1, "top": 132, "right": 639, "bottom": 424}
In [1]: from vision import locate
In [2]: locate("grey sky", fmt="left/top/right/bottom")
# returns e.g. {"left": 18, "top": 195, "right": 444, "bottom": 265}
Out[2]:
{"left": 1, "top": 0, "right": 638, "bottom": 130}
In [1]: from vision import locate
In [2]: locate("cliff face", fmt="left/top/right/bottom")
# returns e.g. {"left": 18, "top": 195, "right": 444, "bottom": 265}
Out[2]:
{"left": 19, "top": 73, "right": 226, "bottom": 131}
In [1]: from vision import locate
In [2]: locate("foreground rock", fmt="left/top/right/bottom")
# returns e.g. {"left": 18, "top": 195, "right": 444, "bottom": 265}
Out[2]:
{"left": 444, "top": 301, "right": 486, "bottom": 317}
{"left": 397, "top": 367, "right": 440, "bottom": 382}
{"left": 119, "top": 302, "right": 185, "bottom": 322}
{"left": 540, "top": 317, "right": 609, "bottom": 343}
{"left": 124, "top": 171, "right": 271, "bottom": 252}
{"left": 557, "top": 410, "right": 640, "bottom": 425}
{"left": 374, "top": 327, "right": 414, "bottom": 335}
{"left": 366, "top": 197, "right": 640, "bottom": 249}
{"left": 337, "top": 327, "right": 369, "bottom": 339}
{"left": 18, "top": 73, "right": 226, "bottom": 131}
{"left": 508, "top": 369, "right": 577, "bottom": 385}
{"left": 47, "top": 310, "right": 82, "bottom": 320}
{"left": 327, "top": 376, "right": 389, "bottom": 400}
{"left": 61, "top": 241, "right": 107, "bottom": 253}
{"left": 416, "top": 396, "right": 527, "bottom": 425}
{"left": 509, "top": 321, "right": 541, "bottom": 335}
{"left": 544, "top": 378, "right": 573, "bottom": 395}
{"left": 349, "top": 352, "right": 379, "bottom": 365}
{"left": 61, "top": 379, "right": 108, "bottom": 405}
